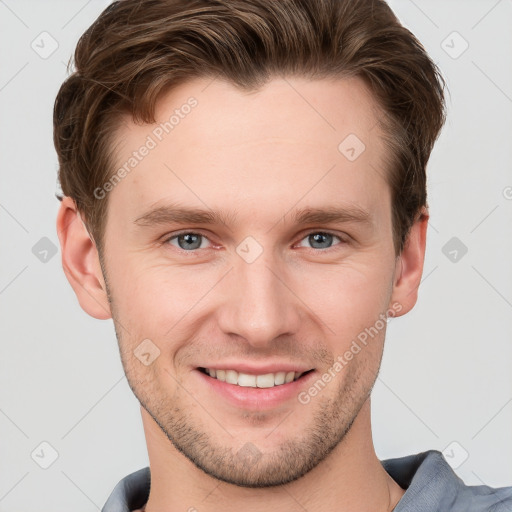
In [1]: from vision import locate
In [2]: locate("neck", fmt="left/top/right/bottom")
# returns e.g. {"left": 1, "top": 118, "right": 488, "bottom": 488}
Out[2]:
{"left": 140, "top": 399, "right": 405, "bottom": 512}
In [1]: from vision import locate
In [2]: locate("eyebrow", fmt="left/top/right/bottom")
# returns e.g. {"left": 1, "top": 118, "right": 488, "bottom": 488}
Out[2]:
{"left": 133, "top": 202, "right": 372, "bottom": 228}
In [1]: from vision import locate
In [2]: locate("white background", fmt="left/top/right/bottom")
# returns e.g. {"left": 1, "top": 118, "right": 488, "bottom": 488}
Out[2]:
{"left": 0, "top": 0, "right": 511, "bottom": 510}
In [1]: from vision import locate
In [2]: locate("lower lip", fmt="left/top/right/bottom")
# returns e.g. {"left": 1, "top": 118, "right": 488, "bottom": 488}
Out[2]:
{"left": 194, "top": 369, "right": 316, "bottom": 410}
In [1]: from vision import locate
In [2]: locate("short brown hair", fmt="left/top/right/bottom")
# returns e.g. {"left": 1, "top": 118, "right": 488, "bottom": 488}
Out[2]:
{"left": 54, "top": 0, "right": 446, "bottom": 257}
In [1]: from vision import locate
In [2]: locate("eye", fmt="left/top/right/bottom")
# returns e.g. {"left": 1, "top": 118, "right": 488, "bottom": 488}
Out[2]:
{"left": 164, "top": 231, "right": 212, "bottom": 251}
{"left": 162, "top": 230, "right": 347, "bottom": 253}
{"left": 296, "top": 231, "right": 345, "bottom": 250}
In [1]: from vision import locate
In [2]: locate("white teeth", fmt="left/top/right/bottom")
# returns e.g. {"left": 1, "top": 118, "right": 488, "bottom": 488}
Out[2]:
{"left": 238, "top": 373, "right": 257, "bottom": 387}
{"left": 256, "top": 373, "right": 275, "bottom": 388}
{"left": 274, "top": 371, "right": 286, "bottom": 385}
{"left": 203, "top": 368, "right": 307, "bottom": 387}
{"left": 225, "top": 369, "right": 238, "bottom": 385}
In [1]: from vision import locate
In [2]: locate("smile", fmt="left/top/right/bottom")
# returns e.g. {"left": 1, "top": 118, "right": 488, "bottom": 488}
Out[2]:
{"left": 198, "top": 367, "right": 314, "bottom": 388}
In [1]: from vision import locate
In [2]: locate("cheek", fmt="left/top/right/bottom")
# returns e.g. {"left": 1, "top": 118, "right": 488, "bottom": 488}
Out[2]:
{"left": 106, "top": 256, "right": 216, "bottom": 353}
{"left": 296, "top": 260, "right": 393, "bottom": 331}
{"left": 108, "top": 256, "right": 196, "bottom": 317}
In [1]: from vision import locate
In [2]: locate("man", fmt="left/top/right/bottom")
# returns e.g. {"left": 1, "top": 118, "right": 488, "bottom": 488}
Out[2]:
{"left": 54, "top": 0, "right": 512, "bottom": 511}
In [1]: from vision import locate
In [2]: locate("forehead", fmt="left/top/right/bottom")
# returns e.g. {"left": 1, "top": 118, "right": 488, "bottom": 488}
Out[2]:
{"left": 108, "top": 75, "right": 390, "bottom": 227}
{"left": 145, "top": 75, "right": 384, "bottom": 155}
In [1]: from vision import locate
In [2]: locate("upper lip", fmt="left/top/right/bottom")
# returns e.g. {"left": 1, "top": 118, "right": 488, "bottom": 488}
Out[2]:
{"left": 197, "top": 362, "right": 314, "bottom": 374}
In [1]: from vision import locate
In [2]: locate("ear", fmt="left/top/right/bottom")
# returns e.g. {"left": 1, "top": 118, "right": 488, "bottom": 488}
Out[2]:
{"left": 56, "top": 196, "right": 112, "bottom": 320}
{"left": 389, "top": 206, "right": 429, "bottom": 317}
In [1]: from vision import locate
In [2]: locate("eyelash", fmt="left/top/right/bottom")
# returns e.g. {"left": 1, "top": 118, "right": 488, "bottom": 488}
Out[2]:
{"left": 161, "top": 230, "right": 348, "bottom": 254}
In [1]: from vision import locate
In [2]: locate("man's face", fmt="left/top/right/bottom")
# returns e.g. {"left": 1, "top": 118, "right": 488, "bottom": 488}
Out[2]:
{"left": 100, "top": 76, "right": 402, "bottom": 486}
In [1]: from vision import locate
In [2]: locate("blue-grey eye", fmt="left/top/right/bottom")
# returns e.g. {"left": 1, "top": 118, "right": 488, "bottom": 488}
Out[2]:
{"left": 298, "top": 232, "right": 342, "bottom": 250}
{"left": 168, "top": 232, "right": 210, "bottom": 251}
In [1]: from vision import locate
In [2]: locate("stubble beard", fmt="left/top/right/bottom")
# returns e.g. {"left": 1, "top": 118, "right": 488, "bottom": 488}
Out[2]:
{"left": 124, "top": 345, "right": 375, "bottom": 488}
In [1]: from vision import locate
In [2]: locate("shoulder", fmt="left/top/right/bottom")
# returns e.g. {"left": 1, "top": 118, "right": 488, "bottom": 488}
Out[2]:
{"left": 381, "top": 450, "right": 512, "bottom": 512}
{"left": 456, "top": 482, "right": 512, "bottom": 512}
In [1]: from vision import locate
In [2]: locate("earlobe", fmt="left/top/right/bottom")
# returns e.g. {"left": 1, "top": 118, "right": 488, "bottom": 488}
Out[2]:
{"left": 389, "top": 207, "right": 429, "bottom": 317}
{"left": 56, "top": 196, "right": 112, "bottom": 320}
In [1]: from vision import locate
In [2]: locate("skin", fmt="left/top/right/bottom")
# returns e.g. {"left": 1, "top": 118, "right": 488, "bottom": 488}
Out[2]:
{"left": 57, "top": 75, "right": 428, "bottom": 512}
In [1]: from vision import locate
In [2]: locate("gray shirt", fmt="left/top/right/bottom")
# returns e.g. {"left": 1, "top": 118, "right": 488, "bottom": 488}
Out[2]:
{"left": 101, "top": 450, "right": 512, "bottom": 511}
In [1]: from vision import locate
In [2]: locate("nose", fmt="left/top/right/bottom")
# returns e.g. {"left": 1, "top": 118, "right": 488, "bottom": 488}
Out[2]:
{"left": 216, "top": 248, "right": 302, "bottom": 349}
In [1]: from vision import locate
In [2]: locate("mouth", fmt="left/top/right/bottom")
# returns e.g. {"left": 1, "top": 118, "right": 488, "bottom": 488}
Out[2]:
{"left": 197, "top": 367, "right": 315, "bottom": 388}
